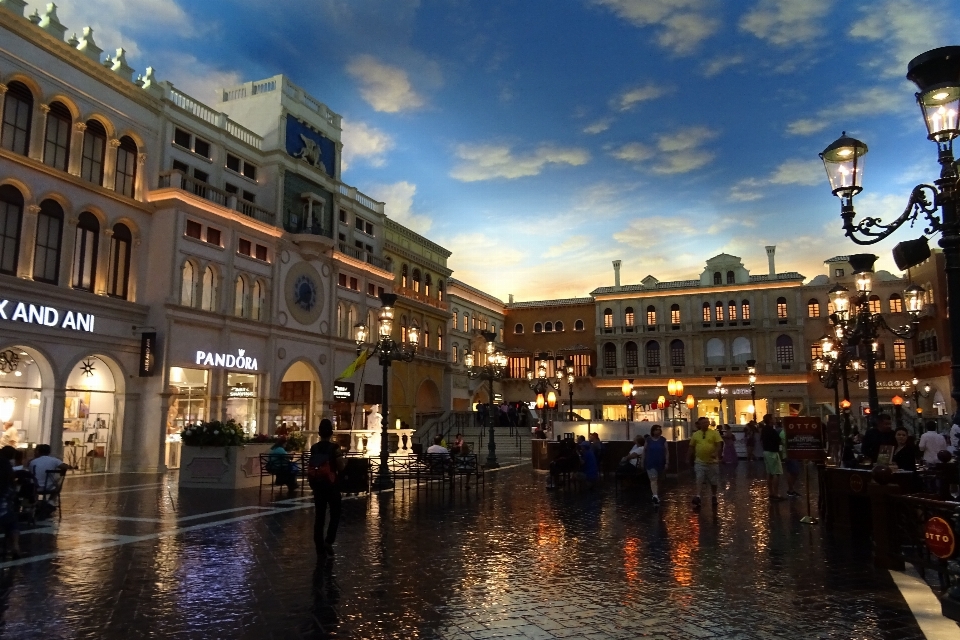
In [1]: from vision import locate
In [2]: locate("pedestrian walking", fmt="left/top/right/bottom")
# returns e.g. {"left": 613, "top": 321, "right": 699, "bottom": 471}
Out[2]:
{"left": 760, "top": 414, "right": 784, "bottom": 500}
{"left": 721, "top": 425, "right": 738, "bottom": 465}
{"left": 744, "top": 420, "right": 758, "bottom": 462}
{"left": 643, "top": 425, "right": 668, "bottom": 506}
{"left": 919, "top": 420, "right": 948, "bottom": 465}
{"left": 308, "top": 419, "right": 346, "bottom": 561}
{"left": 689, "top": 417, "right": 722, "bottom": 510}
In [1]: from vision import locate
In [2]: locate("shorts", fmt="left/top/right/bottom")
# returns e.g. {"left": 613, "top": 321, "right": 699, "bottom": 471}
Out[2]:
{"left": 784, "top": 459, "right": 801, "bottom": 475}
{"left": 694, "top": 461, "right": 719, "bottom": 486}
{"left": 764, "top": 452, "right": 783, "bottom": 475}
{"left": 646, "top": 468, "right": 660, "bottom": 481}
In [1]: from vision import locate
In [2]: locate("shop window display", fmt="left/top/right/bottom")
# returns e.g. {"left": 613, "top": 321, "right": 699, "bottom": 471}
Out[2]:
{"left": 62, "top": 356, "right": 117, "bottom": 473}
{"left": 167, "top": 367, "right": 209, "bottom": 467}
{"left": 226, "top": 372, "right": 259, "bottom": 436}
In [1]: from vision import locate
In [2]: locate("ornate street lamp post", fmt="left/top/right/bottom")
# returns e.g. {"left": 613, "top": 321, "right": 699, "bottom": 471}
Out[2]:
{"left": 814, "top": 327, "right": 862, "bottom": 438}
{"left": 667, "top": 378, "right": 684, "bottom": 430}
{"left": 354, "top": 293, "right": 418, "bottom": 490}
{"left": 819, "top": 46, "right": 958, "bottom": 415}
{"left": 527, "top": 353, "right": 561, "bottom": 432}
{"left": 563, "top": 359, "right": 575, "bottom": 421}
{"left": 465, "top": 331, "right": 506, "bottom": 468}
{"left": 892, "top": 394, "right": 905, "bottom": 429}
{"left": 746, "top": 360, "right": 757, "bottom": 421}
{"left": 621, "top": 378, "right": 634, "bottom": 427}
{"left": 685, "top": 394, "right": 695, "bottom": 439}
{"left": 901, "top": 377, "right": 931, "bottom": 423}
{"left": 714, "top": 376, "right": 725, "bottom": 425}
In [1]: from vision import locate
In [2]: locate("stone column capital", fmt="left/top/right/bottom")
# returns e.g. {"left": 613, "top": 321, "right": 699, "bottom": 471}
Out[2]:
{"left": 74, "top": 121, "right": 87, "bottom": 132}
{"left": 38, "top": 103, "right": 50, "bottom": 114}
{"left": 108, "top": 137, "right": 121, "bottom": 148}
{"left": 26, "top": 204, "right": 40, "bottom": 215}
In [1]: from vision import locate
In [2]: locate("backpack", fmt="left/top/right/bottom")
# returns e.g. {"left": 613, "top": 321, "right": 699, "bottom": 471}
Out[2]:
{"left": 761, "top": 426, "right": 781, "bottom": 453}
{"left": 307, "top": 442, "right": 338, "bottom": 485}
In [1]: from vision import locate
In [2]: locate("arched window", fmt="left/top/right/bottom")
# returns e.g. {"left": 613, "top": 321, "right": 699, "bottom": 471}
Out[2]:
{"left": 252, "top": 280, "right": 264, "bottom": 321}
{"left": 625, "top": 341, "right": 638, "bottom": 368}
{"left": 776, "top": 335, "right": 794, "bottom": 363}
{"left": 545, "top": 321, "right": 553, "bottom": 332}
{"left": 81, "top": 119, "right": 107, "bottom": 185}
{"left": 713, "top": 271, "right": 722, "bottom": 285}
{"left": 671, "top": 304, "right": 680, "bottom": 325}
{"left": 180, "top": 261, "right": 197, "bottom": 307}
{"left": 515, "top": 323, "right": 524, "bottom": 334}
{"left": 715, "top": 301, "right": 724, "bottom": 322}
{"left": 807, "top": 298, "right": 820, "bottom": 318}
{"left": 534, "top": 322, "right": 543, "bottom": 333}
{"left": 401, "top": 264, "right": 408, "bottom": 288}
{"left": 115, "top": 136, "right": 138, "bottom": 198}
{"left": 646, "top": 305, "right": 656, "bottom": 326}
{"left": 726, "top": 270, "right": 735, "bottom": 284}
{"left": 33, "top": 199, "right": 63, "bottom": 284}
{"left": 732, "top": 336, "right": 752, "bottom": 363}
{"left": 776, "top": 297, "right": 788, "bottom": 319}
{"left": 575, "top": 319, "right": 584, "bottom": 331}
{"left": 624, "top": 306, "right": 635, "bottom": 326}
{"left": 437, "top": 326, "right": 443, "bottom": 352}
{"left": 1, "top": 81, "right": 33, "bottom": 156}
{"left": 412, "top": 268, "right": 421, "bottom": 293}
{"left": 742, "top": 299, "right": 751, "bottom": 320}
{"left": 706, "top": 338, "right": 724, "bottom": 365}
{"left": 422, "top": 323, "right": 430, "bottom": 349}
{"left": 234, "top": 276, "right": 247, "bottom": 317}
{"left": 603, "top": 342, "right": 617, "bottom": 369}
{"left": 43, "top": 101, "right": 71, "bottom": 171}
{"left": 437, "top": 280, "right": 444, "bottom": 301}
{"left": 201, "top": 266, "right": 218, "bottom": 312}
{"left": 894, "top": 338, "right": 907, "bottom": 368}
{"left": 0, "top": 185, "right": 24, "bottom": 276}
{"left": 462, "top": 313, "right": 469, "bottom": 332}
{"left": 868, "top": 295, "right": 881, "bottom": 314}
{"left": 555, "top": 320, "right": 564, "bottom": 332}
{"left": 645, "top": 341, "right": 661, "bottom": 367}
{"left": 728, "top": 300, "right": 737, "bottom": 321}
{"left": 452, "top": 344, "right": 459, "bottom": 364}
{"left": 889, "top": 293, "right": 903, "bottom": 314}
{"left": 670, "top": 339, "right": 685, "bottom": 366}
{"left": 107, "top": 223, "right": 132, "bottom": 299}
{"left": 603, "top": 308, "right": 613, "bottom": 328}
{"left": 71, "top": 212, "right": 99, "bottom": 291}
{"left": 424, "top": 273, "right": 432, "bottom": 297}
{"left": 702, "top": 302, "right": 711, "bottom": 322}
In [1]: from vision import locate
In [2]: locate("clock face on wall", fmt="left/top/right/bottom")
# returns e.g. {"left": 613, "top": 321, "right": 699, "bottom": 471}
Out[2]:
{"left": 284, "top": 262, "right": 324, "bottom": 326}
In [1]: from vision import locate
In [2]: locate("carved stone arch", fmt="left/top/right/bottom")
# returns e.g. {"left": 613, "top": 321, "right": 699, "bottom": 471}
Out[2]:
{"left": 82, "top": 112, "right": 117, "bottom": 139}
{"left": 34, "top": 191, "right": 72, "bottom": 214}
{"left": 108, "top": 215, "right": 141, "bottom": 240}
{"left": 44, "top": 94, "right": 81, "bottom": 120}
{"left": 0, "top": 177, "right": 33, "bottom": 202}
{"left": 2, "top": 73, "right": 43, "bottom": 101}
{"left": 114, "top": 128, "right": 146, "bottom": 150}
{"left": 74, "top": 203, "right": 109, "bottom": 226}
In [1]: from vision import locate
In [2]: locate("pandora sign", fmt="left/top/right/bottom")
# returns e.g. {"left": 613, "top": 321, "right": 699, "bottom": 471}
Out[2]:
{"left": 195, "top": 348, "right": 259, "bottom": 371}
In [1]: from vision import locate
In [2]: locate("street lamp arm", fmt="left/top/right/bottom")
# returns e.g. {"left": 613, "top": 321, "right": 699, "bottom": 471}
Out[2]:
{"left": 843, "top": 184, "right": 941, "bottom": 244}
{"left": 873, "top": 314, "right": 920, "bottom": 339}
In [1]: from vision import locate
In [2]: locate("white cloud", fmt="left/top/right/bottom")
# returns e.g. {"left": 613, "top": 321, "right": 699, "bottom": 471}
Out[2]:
{"left": 449, "top": 143, "right": 590, "bottom": 182}
{"left": 609, "top": 142, "right": 654, "bottom": 162}
{"left": 341, "top": 119, "right": 395, "bottom": 170}
{"left": 346, "top": 55, "right": 425, "bottom": 113}
{"left": 728, "top": 158, "right": 823, "bottom": 201}
{"left": 152, "top": 52, "right": 242, "bottom": 103}
{"left": 786, "top": 86, "right": 910, "bottom": 136}
{"left": 849, "top": 0, "right": 957, "bottom": 77}
{"left": 703, "top": 54, "right": 745, "bottom": 77}
{"left": 591, "top": 0, "right": 719, "bottom": 55}
{"left": 728, "top": 178, "right": 764, "bottom": 202}
{"left": 365, "top": 181, "right": 433, "bottom": 235}
{"left": 614, "top": 216, "right": 700, "bottom": 248}
{"left": 611, "top": 83, "right": 671, "bottom": 111}
{"left": 544, "top": 235, "right": 591, "bottom": 258}
{"left": 739, "top": 0, "right": 833, "bottom": 46}
{"left": 583, "top": 118, "right": 613, "bottom": 134}
{"left": 610, "top": 126, "right": 718, "bottom": 174}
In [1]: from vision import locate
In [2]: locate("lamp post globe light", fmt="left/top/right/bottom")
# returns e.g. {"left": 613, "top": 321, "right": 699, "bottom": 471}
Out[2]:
{"left": 563, "top": 359, "right": 576, "bottom": 421}
{"left": 621, "top": 379, "right": 635, "bottom": 428}
{"left": 900, "top": 377, "right": 931, "bottom": 423}
{"left": 746, "top": 359, "right": 758, "bottom": 421}
{"left": 813, "top": 321, "right": 863, "bottom": 438}
{"left": 465, "top": 331, "right": 506, "bottom": 469}
{"left": 714, "top": 376, "right": 725, "bottom": 425}
{"left": 354, "top": 293, "right": 418, "bottom": 491}
{"left": 667, "top": 378, "right": 684, "bottom": 432}
{"left": 819, "top": 46, "right": 959, "bottom": 415}
{"left": 527, "top": 353, "right": 562, "bottom": 433}
{"left": 821, "top": 256, "right": 924, "bottom": 416}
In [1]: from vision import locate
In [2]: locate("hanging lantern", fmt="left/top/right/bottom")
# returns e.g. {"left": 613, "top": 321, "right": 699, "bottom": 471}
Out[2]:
{"left": 547, "top": 390, "right": 557, "bottom": 408}
{"left": 674, "top": 380, "right": 684, "bottom": 397}
{"left": 686, "top": 394, "right": 695, "bottom": 409}
{"left": 667, "top": 379, "right": 677, "bottom": 396}
{"left": 657, "top": 395, "right": 666, "bottom": 410}
{"left": 536, "top": 394, "right": 545, "bottom": 410}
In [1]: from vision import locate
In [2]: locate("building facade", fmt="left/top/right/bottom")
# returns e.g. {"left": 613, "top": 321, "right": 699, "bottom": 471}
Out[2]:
{"left": 908, "top": 249, "right": 952, "bottom": 416}
{"left": 447, "top": 278, "right": 506, "bottom": 411}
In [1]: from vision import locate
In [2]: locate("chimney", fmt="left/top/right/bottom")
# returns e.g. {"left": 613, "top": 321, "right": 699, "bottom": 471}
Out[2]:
{"left": 508, "top": 294, "right": 514, "bottom": 304}
{"left": 765, "top": 246, "right": 776, "bottom": 276}
{"left": 613, "top": 260, "right": 622, "bottom": 288}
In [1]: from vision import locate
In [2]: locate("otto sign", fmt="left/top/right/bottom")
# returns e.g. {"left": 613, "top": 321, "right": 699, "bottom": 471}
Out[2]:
{"left": 196, "top": 349, "right": 259, "bottom": 371}
{"left": 0, "top": 299, "right": 95, "bottom": 332}
{"left": 925, "top": 516, "right": 956, "bottom": 559}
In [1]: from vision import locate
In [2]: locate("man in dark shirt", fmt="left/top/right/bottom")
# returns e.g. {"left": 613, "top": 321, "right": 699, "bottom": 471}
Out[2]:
{"left": 309, "top": 419, "right": 345, "bottom": 560}
{"left": 861, "top": 413, "right": 896, "bottom": 464}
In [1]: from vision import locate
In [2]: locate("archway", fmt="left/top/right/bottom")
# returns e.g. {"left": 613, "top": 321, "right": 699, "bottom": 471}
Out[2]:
{"left": 277, "top": 359, "right": 322, "bottom": 432}
{"left": 64, "top": 354, "right": 123, "bottom": 472}
{"left": 0, "top": 344, "right": 54, "bottom": 449}
{"left": 416, "top": 378, "right": 442, "bottom": 413}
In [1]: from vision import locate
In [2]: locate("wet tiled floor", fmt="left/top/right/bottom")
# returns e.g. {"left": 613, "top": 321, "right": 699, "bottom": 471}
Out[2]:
{"left": 0, "top": 461, "right": 951, "bottom": 639}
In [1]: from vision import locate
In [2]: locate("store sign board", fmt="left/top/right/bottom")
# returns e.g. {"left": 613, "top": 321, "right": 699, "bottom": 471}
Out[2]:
{"left": 858, "top": 380, "right": 913, "bottom": 390}
{"left": 333, "top": 382, "right": 355, "bottom": 402}
{"left": 195, "top": 349, "right": 259, "bottom": 371}
{"left": 139, "top": 332, "right": 157, "bottom": 377}
{"left": 783, "top": 416, "right": 825, "bottom": 460}
{"left": 925, "top": 517, "right": 956, "bottom": 559}
{"left": 0, "top": 299, "right": 95, "bottom": 332}
{"left": 228, "top": 385, "right": 256, "bottom": 398}
{"left": 707, "top": 387, "right": 752, "bottom": 396}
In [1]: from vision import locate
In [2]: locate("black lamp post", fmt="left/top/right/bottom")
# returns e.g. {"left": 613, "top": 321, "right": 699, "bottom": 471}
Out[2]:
{"left": 821, "top": 257, "right": 924, "bottom": 416}
{"left": 901, "top": 377, "right": 932, "bottom": 422}
{"left": 354, "top": 293, "right": 418, "bottom": 490}
{"left": 746, "top": 360, "right": 758, "bottom": 422}
{"left": 527, "top": 354, "right": 561, "bottom": 429}
{"left": 465, "top": 331, "right": 506, "bottom": 468}
{"left": 814, "top": 325, "right": 862, "bottom": 438}
{"left": 563, "top": 359, "right": 575, "bottom": 421}
{"left": 714, "top": 376, "right": 725, "bottom": 425}
{"left": 819, "top": 45, "right": 959, "bottom": 417}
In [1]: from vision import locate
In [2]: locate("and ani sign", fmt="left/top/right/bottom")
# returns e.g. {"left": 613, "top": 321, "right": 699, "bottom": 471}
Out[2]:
{"left": 0, "top": 299, "right": 95, "bottom": 332}
{"left": 196, "top": 349, "right": 259, "bottom": 371}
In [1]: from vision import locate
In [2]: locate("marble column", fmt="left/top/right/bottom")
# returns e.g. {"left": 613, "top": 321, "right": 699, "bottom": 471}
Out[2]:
{"left": 16, "top": 203, "right": 39, "bottom": 279}
{"left": 103, "top": 137, "right": 119, "bottom": 190}
{"left": 29, "top": 103, "right": 49, "bottom": 161}
{"left": 68, "top": 121, "right": 86, "bottom": 177}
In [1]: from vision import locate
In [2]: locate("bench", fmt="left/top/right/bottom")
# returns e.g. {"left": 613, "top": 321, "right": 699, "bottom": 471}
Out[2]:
{"left": 450, "top": 453, "right": 484, "bottom": 488}
{"left": 259, "top": 452, "right": 305, "bottom": 496}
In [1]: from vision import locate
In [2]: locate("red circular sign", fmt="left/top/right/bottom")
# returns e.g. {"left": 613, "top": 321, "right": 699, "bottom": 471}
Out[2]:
{"left": 849, "top": 474, "right": 865, "bottom": 493}
{"left": 925, "top": 517, "right": 956, "bottom": 559}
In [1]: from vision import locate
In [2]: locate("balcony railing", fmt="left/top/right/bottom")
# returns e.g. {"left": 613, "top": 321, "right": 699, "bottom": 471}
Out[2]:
{"left": 417, "top": 348, "right": 447, "bottom": 362}
{"left": 336, "top": 242, "right": 389, "bottom": 271}
{"left": 395, "top": 285, "right": 449, "bottom": 311}
{"left": 158, "top": 170, "right": 275, "bottom": 225}
{"left": 166, "top": 87, "right": 263, "bottom": 150}
{"left": 338, "top": 184, "right": 385, "bottom": 214}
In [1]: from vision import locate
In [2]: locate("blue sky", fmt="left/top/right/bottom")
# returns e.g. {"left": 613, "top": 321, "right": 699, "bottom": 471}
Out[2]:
{"left": 53, "top": 0, "right": 960, "bottom": 301}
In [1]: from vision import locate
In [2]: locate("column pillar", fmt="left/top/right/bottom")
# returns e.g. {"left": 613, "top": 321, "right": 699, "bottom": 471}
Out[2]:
{"left": 95, "top": 226, "right": 113, "bottom": 295}
{"left": 103, "top": 137, "right": 120, "bottom": 190}
{"left": 16, "top": 203, "right": 39, "bottom": 279}
{"left": 59, "top": 214, "right": 78, "bottom": 288}
{"left": 29, "top": 103, "right": 49, "bottom": 161}
{"left": 49, "top": 388, "right": 66, "bottom": 460}
{"left": 68, "top": 121, "right": 86, "bottom": 177}
{"left": 135, "top": 152, "right": 147, "bottom": 200}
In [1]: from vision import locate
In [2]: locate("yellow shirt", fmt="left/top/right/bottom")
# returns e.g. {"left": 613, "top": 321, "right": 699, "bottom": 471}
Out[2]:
{"left": 691, "top": 429, "right": 722, "bottom": 463}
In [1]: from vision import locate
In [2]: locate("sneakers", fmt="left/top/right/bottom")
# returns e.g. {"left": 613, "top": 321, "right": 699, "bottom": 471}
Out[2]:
{"left": 692, "top": 496, "right": 701, "bottom": 509}
{"left": 652, "top": 495, "right": 660, "bottom": 506}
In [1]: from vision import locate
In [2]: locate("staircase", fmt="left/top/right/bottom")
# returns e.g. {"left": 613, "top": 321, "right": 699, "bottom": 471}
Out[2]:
{"left": 416, "top": 412, "right": 527, "bottom": 465}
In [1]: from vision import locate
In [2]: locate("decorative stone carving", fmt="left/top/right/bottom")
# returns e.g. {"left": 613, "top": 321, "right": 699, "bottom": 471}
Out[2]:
{"left": 277, "top": 348, "right": 286, "bottom": 359}
{"left": 141, "top": 67, "right": 163, "bottom": 97}
{"left": 76, "top": 26, "right": 102, "bottom": 61}
{"left": 38, "top": 3, "right": 66, "bottom": 40}
{"left": 110, "top": 48, "right": 136, "bottom": 82}
{"left": 318, "top": 353, "right": 327, "bottom": 365}
{"left": 74, "top": 121, "right": 87, "bottom": 132}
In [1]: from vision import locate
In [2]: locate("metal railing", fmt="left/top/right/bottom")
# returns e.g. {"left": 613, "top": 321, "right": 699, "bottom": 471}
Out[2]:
{"left": 339, "top": 184, "right": 385, "bottom": 214}
{"left": 166, "top": 86, "right": 263, "bottom": 150}
{"left": 889, "top": 494, "right": 960, "bottom": 613}
{"left": 335, "top": 242, "right": 389, "bottom": 270}
{"left": 396, "top": 285, "right": 449, "bottom": 311}
{"left": 158, "top": 170, "right": 274, "bottom": 225}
